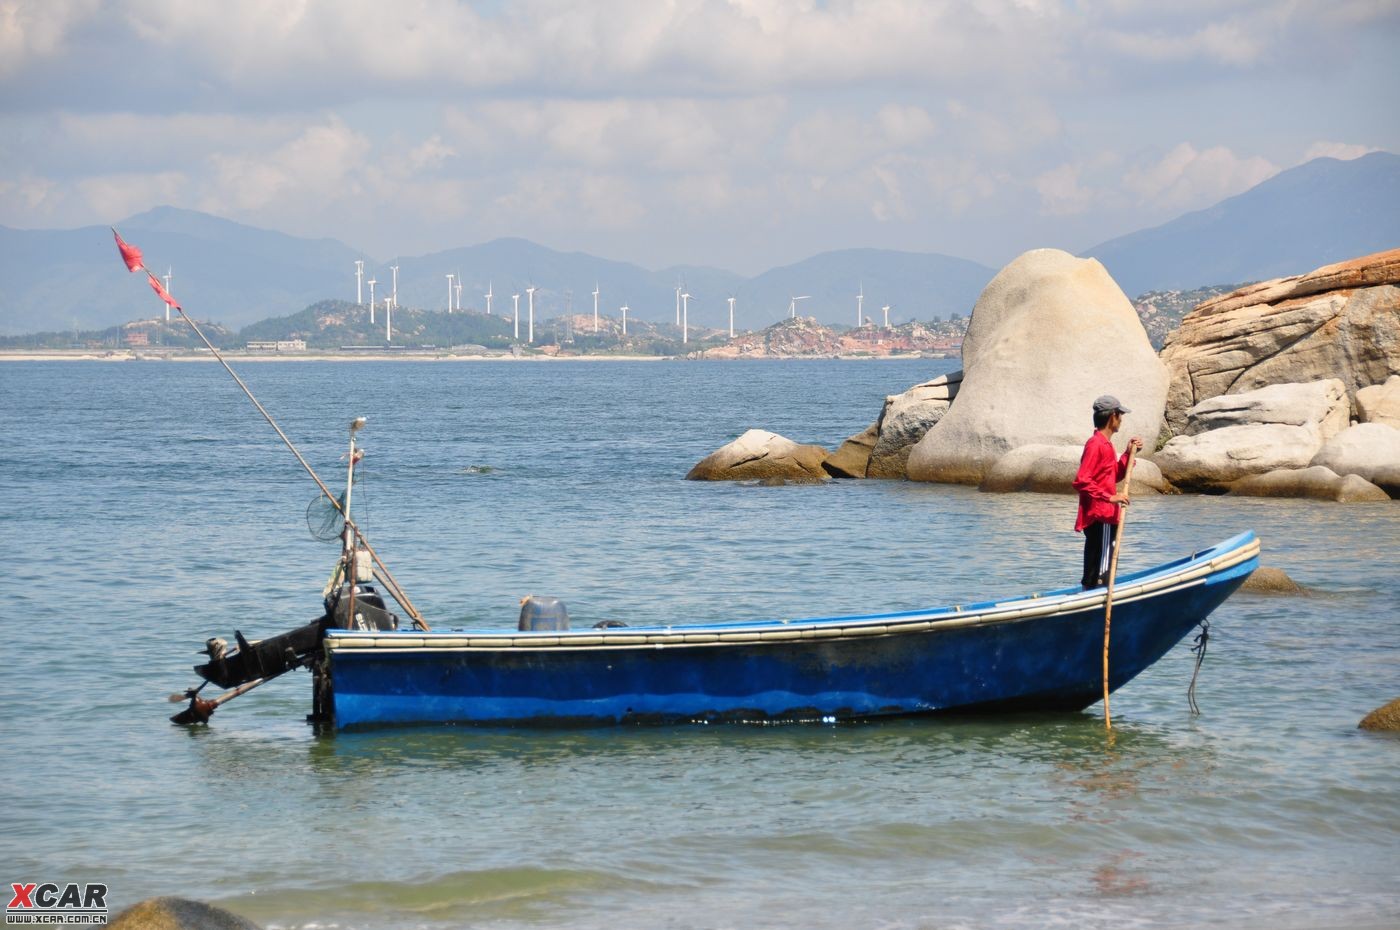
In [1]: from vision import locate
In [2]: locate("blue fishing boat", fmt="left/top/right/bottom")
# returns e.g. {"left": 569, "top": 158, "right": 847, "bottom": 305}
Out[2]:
{"left": 316, "top": 531, "right": 1258, "bottom": 729}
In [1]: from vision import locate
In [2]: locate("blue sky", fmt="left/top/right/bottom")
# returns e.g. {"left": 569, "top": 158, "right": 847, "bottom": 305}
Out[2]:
{"left": 1, "top": 0, "right": 1396, "bottom": 273}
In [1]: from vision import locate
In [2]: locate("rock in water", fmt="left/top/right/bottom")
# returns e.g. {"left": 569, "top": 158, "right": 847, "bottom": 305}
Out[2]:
{"left": 1160, "top": 248, "right": 1400, "bottom": 434}
{"left": 824, "top": 422, "right": 879, "bottom": 478}
{"left": 1154, "top": 380, "right": 1350, "bottom": 491}
{"left": 687, "top": 429, "right": 830, "bottom": 481}
{"left": 1359, "top": 697, "right": 1400, "bottom": 732}
{"left": 1240, "top": 566, "right": 1307, "bottom": 595}
{"left": 1229, "top": 466, "right": 1390, "bottom": 503}
{"left": 868, "top": 373, "right": 960, "bottom": 478}
{"left": 108, "top": 898, "right": 261, "bottom": 930}
{"left": 1356, "top": 375, "right": 1400, "bottom": 429}
{"left": 1311, "top": 423, "right": 1400, "bottom": 497}
{"left": 907, "top": 249, "right": 1167, "bottom": 485}
{"left": 978, "top": 443, "right": 1171, "bottom": 495}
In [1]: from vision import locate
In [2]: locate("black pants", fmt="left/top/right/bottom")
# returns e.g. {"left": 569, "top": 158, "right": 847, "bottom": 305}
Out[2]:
{"left": 1081, "top": 521, "right": 1119, "bottom": 589}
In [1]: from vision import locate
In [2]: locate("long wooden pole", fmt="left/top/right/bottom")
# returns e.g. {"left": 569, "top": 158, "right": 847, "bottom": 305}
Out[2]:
{"left": 1102, "top": 446, "right": 1138, "bottom": 730}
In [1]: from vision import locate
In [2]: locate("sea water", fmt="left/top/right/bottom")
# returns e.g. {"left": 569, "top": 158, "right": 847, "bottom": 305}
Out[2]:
{"left": 2, "top": 358, "right": 1397, "bottom": 929}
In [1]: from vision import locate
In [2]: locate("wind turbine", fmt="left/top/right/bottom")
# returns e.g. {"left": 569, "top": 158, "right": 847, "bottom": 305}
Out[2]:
{"left": 681, "top": 291, "right": 692, "bottom": 344}
{"left": 367, "top": 278, "right": 377, "bottom": 324}
{"left": 455, "top": 280, "right": 463, "bottom": 314}
{"left": 162, "top": 268, "right": 173, "bottom": 323}
{"left": 789, "top": 295, "right": 810, "bottom": 318}
{"left": 512, "top": 293, "right": 521, "bottom": 340}
{"left": 592, "top": 283, "right": 600, "bottom": 333}
{"left": 385, "top": 296, "right": 393, "bottom": 343}
{"left": 390, "top": 265, "right": 399, "bottom": 309}
{"left": 674, "top": 285, "right": 681, "bottom": 326}
{"left": 857, "top": 284, "right": 865, "bottom": 327}
{"left": 355, "top": 260, "right": 364, "bottom": 305}
{"left": 620, "top": 304, "right": 629, "bottom": 336}
{"left": 485, "top": 281, "right": 493, "bottom": 316}
{"left": 727, "top": 296, "right": 736, "bottom": 338}
{"left": 446, "top": 274, "right": 455, "bottom": 313}
{"left": 526, "top": 285, "right": 537, "bottom": 344}
{"left": 882, "top": 305, "right": 891, "bottom": 328}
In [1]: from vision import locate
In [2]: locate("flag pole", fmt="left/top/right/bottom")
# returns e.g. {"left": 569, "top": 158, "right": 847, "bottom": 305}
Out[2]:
{"left": 111, "top": 228, "right": 429, "bottom": 632}
{"left": 1102, "top": 446, "right": 1138, "bottom": 730}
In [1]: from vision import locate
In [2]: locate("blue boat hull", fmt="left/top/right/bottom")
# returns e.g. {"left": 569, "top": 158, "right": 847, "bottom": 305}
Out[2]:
{"left": 326, "top": 532, "right": 1259, "bottom": 728}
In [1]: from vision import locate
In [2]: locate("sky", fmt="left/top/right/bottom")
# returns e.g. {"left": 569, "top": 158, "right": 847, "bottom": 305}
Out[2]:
{"left": 1, "top": 0, "right": 1397, "bottom": 274}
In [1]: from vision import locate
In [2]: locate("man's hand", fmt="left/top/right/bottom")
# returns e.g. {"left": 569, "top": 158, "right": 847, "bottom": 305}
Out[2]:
{"left": 1110, "top": 492, "right": 1132, "bottom": 505}
{"left": 1129, "top": 436, "right": 1145, "bottom": 452}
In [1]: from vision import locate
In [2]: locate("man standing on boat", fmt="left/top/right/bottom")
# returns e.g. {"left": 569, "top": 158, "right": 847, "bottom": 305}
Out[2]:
{"left": 1074, "top": 395, "right": 1144, "bottom": 589}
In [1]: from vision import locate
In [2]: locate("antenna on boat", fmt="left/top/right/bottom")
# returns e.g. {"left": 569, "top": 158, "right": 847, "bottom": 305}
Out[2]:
{"left": 110, "top": 227, "right": 429, "bottom": 632}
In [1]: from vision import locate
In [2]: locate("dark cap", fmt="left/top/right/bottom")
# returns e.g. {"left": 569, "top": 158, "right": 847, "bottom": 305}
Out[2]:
{"left": 1093, "top": 394, "right": 1130, "bottom": 415}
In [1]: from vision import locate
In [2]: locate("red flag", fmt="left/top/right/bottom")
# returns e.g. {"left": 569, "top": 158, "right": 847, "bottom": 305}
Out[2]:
{"left": 113, "top": 228, "right": 144, "bottom": 272}
{"left": 147, "top": 271, "right": 181, "bottom": 310}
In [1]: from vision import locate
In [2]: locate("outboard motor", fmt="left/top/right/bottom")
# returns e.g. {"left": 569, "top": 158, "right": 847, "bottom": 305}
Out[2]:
{"left": 326, "top": 583, "right": 399, "bottom": 632}
{"left": 518, "top": 595, "right": 570, "bottom": 631}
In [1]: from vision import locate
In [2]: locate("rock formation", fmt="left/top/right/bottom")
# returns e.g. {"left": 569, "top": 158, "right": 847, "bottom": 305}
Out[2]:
{"left": 1154, "top": 380, "right": 1350, "bottom": 491}
{"left": 1311, "top": 423, "right": 1400, "bottom": 496}
{"left": 1356, "top": 375, "right": 1400, "bottom": 428}
{"left": 823, "top": 422, "right": 878, "bottom": 478}
{"left": 1160, "top": 248, "right": 1400, "bottom": 434}
{"left": 687, "top": 429, "right": 829, "bottom": 481}
{"left": 907, "top": 249, "right": 1167, "bottom": 485}
{"left": 1228, "top": 466, "right": 1389, "bottom": 503}
{"left": 1240, "top": 567, "right": 1307, "bottom": 595}
{"left": 978, "top": 444, "right": 1171, "bottom": 496}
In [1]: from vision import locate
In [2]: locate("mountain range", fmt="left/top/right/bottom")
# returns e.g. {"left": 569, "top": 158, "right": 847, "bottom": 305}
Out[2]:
{"left": 2, "top": 152, "right": 1396, "bottom": 336}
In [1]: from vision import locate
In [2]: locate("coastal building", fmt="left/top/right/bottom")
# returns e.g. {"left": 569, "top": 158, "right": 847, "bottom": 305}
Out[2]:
{"left": 246, "top": 339, "right": 307, "bottom": 352}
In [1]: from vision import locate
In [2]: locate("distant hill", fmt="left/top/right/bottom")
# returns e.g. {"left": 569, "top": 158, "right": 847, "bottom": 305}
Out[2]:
{"left": 0, "top": 211, "right": 993, "bottom": 336}
{"left": 0, "top": 206, "right": 362, "bottom": 335}
{"left": 1085, "top": 151, "right": 1400, "bottom": 295}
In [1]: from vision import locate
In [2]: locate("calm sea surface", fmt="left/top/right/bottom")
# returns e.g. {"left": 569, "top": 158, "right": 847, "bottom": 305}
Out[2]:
{"left": 2, "top": 358, "right": 1397, "bottom": 930}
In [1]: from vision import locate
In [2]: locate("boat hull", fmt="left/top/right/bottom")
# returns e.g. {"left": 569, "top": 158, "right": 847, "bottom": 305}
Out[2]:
{"left": 326, "top": 532, "right": 1259, "bottom": 728}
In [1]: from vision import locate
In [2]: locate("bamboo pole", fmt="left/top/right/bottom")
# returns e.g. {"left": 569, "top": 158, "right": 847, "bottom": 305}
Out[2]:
{"left": 1102, "top": 446, "right": 1138, "bottom": 730}
{"left": 114, "top": 231, "right": 429, "bottom": 630}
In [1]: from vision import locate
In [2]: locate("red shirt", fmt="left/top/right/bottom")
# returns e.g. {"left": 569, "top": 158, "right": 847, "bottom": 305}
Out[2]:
{"left": 1073, "top": 432, "right": 1130, "bottom": 531}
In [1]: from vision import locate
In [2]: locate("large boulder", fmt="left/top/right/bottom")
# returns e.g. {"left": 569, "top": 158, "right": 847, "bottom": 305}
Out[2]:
{"left": 1154, "top": 380, "right": 1350, "bottom": 491}
{"left": 1310, "top": 423, "right": 1400, "bottom": 496}
{"left": 1160, "top": 248, "right": 1400, "bottom": 433}
{"left": 978, "top": 444, "right": 1171, "bottom": 495}
{"left": 686, "top": 429, "right": 829, "bottom": 481}
{"left": 1356, "top": 375, "right": 1400, "bottom": 429}
{"left": 1228, "top": 466, "right": 1390, "bottom": 503}
{"left": 868, "top": 372, "right": 960, "bottom": 478}
{"left": 1360, "top": 697, "right": 1400, "bottom": 732}
{"left": 907, "top": 249, "right": 1167, "bottom": 485}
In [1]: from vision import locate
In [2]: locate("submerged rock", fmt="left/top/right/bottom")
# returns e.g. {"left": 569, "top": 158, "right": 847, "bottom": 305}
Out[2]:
{"left": 907, "top": 249, "right": 1167, "bottom": 485}
{"left": 1229, "top": 466, "right": 1390, "bottom": 503}
{"left": 1160, "top": 248, "right": 1400, "bottom": 433}
{"left": 1240, "top": 567, "right": 1307, "bottom": 595}
{"left": 687, "top": 429, "right": 829, "bottom": 481}
{"left": 108, "top": 898, "right": 261, "bottom": 930}
{"left": 978, "top": 443, "right": 1171, "bottom": 495}
{"left": 1359, "top": 697, "right": 1400, "bottom": 732}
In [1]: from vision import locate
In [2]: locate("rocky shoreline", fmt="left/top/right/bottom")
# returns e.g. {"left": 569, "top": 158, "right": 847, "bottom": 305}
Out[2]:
{"left": 690, "top": 247, "right": 1400, "bottom": 503}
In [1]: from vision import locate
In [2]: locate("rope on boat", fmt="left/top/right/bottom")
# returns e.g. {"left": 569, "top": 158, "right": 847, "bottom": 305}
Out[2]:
{"left": 1187, "top": 618, "right": 1211, "bottom": 715}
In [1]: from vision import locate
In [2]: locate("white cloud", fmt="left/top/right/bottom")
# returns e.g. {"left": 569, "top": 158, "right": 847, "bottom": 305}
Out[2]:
{"left": 0, "top": 0, "right": 99, "bottom": 77}
{"left": 1302, "top": 140, "right": 1379, "bottom": 162}
{"left": 1123, "top": 142, "right": 1278, "bottom": 212}
{"left": 202, "top": 117, "right": 369, "bottom": 213}
{"left": 76, "top": 170, "right": 188, "bottom": 220}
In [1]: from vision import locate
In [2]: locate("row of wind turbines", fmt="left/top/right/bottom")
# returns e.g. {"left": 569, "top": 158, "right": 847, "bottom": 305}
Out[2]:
{"left": 352, "top": 261, "right": 896, "bottom": 345}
